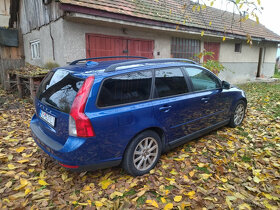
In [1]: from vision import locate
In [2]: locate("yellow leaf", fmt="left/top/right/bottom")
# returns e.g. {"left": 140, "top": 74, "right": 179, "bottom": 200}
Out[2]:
{"left": 170, "top": 169, "right": 178, "bottom": 175}
{"left": 99, "top": 179, "right": 114, "bottom": 190}
{"left": 192, "top": 5, "right": 196, "bottom": 12}
{"left": 263, "top": 200, "right": 278, "bottom": 210}
{"left": 209, "top": 21, "right": 212, "bottom": 26}
{"left": 137, "top": 190, "right": 146, "bottom": 197}
{"left": 201, "top": 30, "right": 205, "bottom": 37}
{"left": 174, "top": 157, "right": 184, "bottom": 161}
{"left": 189, "top": 170, "right": 195, "bottom": 177}
{"left": 25, "top": 188, "right": 31, "bottom": 195}
{"left": 28, "top": 169, "right": 35, "bottom": 173}
{"left": 185, "top": 191, "right": 195, "bottom": 199}
{"left": 253, "top": 176, "right": 261, "bottom": 183}
{"left": 17, "top": 159, "right": 29, "bottom": 164}
{"left": 262, "top": 193, "right": 279, "bottom": 201}
{"left": 238, "top": 203, "right": 252, "bottom": 210}
{"left": 164, "top": 203, "right": 173, "bottom": 210}
{"left": 8, "top": 164, "right": 15, "bottom": 170}
{"left": 161, "top": 197, "right": 167, "bottom": 203}
{"left": 210, "top": 1, "right": 214, "bottom": 6}
{"left": 95, "top": 201, "right": 103, "bottom": 207}
{"left": 198, "top": 163, "right": 205, "bottom": 167}
{"left": 200, "top": 173, "right": 212, "bottom": 179}
{"left": 223, "top": 36, "right": 226, "bottom": 42}
{"left": 221, "top": 178, "right": 228, "bottom": 183}
{"left": 146, "top": 199, "right": 159, "bottom": 208}
{"left": 183, "top": 175, "right": 189, "bottom": 182}
{"left": 174, "top": 195, "right": 182, "bottom": 202}
{"left": 227, "top": 141, "right": 233, "bottom": 147}
{"left": 226, "top": 197, "right": 232, "bottom": 209}
{"left": 38, "top": 179, "right": 49, "bottom": 186}
{"left": 197, "top": 5, "right": 200, "bottom": 12}
{"left": 16, "top": 147, "right": 26, "bottom": 153}
{"left": 78, "top": 202, "right": 89, "bottom": 206}
{"left": 202, "top": 4, "right": 206, "bottom": 10}
{"left": 109, "top": 191, "right": 123, "bottom": 199}
{"left": 5, "top": 181, "right": 13, "bottom": 188}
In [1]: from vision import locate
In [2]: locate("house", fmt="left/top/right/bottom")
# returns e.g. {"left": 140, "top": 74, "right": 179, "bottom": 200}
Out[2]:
{"left": 17, "top": 0, "right": 280, "bottom": 83}
{"left": 0, "top": 0, "right": 23, "bottom": 88}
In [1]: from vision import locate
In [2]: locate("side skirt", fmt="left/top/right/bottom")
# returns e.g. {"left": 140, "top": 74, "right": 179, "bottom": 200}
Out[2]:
{"left": 165, "top": 119, "right": 230, "bottom": 151}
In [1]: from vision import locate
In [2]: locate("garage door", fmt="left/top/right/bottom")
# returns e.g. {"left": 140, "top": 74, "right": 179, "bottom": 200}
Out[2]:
{"left": 86, "top": 34, "right": 154, "bottom": 60}
{"left": 203, "top": 42, "right": 220, "bottom": 61}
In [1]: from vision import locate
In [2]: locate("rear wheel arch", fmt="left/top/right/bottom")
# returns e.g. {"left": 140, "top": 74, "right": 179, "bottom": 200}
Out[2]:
{"left": 123, "top": 127, "right": 166, "bottom": 157}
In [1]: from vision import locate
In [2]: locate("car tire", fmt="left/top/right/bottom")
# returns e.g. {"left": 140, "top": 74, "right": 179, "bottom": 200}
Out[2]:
{"left": 122, "top": 130, "right": 162, "bottom": 176}
{"left": 229, "top": 100, "right": 246, "bottom": 128}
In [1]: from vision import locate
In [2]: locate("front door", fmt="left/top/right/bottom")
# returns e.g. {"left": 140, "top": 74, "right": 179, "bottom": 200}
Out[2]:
{"left": 152, "top": 67, "right": 210, "bottom": 142}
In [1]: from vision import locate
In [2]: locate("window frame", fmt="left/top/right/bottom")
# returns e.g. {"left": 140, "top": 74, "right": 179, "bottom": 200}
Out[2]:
{"left": 96, "top": 69, "right": 154, "bottom": 109}
{"left": 183, "top": 66, "right": 222, "bottom": 93}
{"left": 30, "top": 40, "right": 40, "bottom": 60}
{"left": 234, "top": 43, "right": 242, "bottom": 53}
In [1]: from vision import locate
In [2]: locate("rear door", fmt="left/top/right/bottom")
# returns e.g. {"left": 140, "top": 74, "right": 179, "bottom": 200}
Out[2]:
{"left": 36, "top": 69, "right": 84, "bottom": 144}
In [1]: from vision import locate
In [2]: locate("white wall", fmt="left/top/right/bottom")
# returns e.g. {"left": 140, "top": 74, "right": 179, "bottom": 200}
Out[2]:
{"left": 218, "top": 40, "right": 278, "bottom": 83}
{"left": 0, "top": 0, "right": 10, "bottom": 27}
{"left": 23, "top": 19, "right": 64, "bottom": 67}
{"left": 62, "top": 19, "right": 171, "bottom": 64}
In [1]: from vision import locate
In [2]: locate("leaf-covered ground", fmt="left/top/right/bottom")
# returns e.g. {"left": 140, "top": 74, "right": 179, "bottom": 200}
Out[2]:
{"left": 0, "top": 82, "right": 279, "bottom": 209}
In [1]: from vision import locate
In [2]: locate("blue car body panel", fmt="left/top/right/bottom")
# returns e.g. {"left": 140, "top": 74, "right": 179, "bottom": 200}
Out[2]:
{"left": 30, "top": 59, "right": 247, "bottom": 170}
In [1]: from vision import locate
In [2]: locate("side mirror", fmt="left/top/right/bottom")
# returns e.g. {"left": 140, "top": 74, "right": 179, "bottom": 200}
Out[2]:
{"left": 222, "top": 81, "right": 230, "bottom": 89}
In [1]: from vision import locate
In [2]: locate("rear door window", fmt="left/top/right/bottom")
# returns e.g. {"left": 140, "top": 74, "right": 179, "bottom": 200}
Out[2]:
{"left": 37, "top": 69, "right": 84, "bottom": 113}
{"left": 154, "top": 67, "right": 188, "bottom": 98}
{"left": 97, "top": 70, "right": 152, "bottom": 107}
{"left": 184, "top": 67, "right": 220, "bottom": 91}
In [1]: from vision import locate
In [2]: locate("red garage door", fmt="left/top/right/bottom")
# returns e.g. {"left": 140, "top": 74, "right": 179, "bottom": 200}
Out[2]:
{"left": 203, "top": 42, "right": 220, "bottom": 62}
{"left": 86, "top": 34, "right": 154, "bottom": 60}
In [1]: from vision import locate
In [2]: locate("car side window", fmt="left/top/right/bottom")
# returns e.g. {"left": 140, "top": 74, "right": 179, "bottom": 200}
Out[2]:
{"left": 97, "top": 70, "right": 152, "bottom": 107}
{"left": 154, "top": 67, "right": 188, "bottom": 98}
{"left": 184, "top": 67, "right": 220, "bottom": 91}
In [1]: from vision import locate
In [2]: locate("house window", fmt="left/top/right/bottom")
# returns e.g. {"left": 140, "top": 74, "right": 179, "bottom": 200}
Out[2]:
{"left": 30, "top": 40, "right": 40, "bottom": 59}
{"left": 235, "top": 43, "right": 242, "bottom": 53}
{"left": 171, "top": 37, "right": 200, "bottom": 62}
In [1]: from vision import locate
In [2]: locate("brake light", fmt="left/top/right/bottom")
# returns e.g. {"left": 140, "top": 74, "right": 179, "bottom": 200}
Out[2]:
{"left": 69, "top": 76, "right": 95, "bottom": 137}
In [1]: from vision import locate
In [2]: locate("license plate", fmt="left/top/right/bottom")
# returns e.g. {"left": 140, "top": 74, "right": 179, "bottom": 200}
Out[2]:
{"left": 39, "top": 110, "right": 55, "bottom": 127}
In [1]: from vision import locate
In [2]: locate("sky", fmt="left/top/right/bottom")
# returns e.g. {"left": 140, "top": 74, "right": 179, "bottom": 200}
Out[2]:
{"left": 206, "top": 0, "right": 280, "bottom": 36}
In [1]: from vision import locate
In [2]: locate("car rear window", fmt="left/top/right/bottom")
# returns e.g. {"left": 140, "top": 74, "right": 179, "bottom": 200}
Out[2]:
{"left": 97, "top": 70, "right": 152, "bottom": 107}
{"left": 37, "top": 69, "right": 84, "bottom": 113}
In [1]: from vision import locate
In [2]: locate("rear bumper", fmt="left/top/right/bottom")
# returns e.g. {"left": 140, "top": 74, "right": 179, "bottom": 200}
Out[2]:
{"left": 30, "top": 114, "right": 121, "bottom": 171}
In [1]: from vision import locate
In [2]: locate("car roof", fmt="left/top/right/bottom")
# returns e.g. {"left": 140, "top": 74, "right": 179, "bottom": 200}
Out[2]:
{"left": 58, "top": 58, "right": 201, "bottom": 78}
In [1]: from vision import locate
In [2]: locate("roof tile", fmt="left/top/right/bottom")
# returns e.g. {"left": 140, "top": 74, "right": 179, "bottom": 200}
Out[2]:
{"left": 60, "top": 0, "right": 280, "bottom": 42}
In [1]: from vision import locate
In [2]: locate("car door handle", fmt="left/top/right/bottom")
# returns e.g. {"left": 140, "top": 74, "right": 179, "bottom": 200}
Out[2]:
{"left": 159, "top": 105, "right": 172, "bottom": 112}
{"left": 201, "top": 97, "right": 210, "bottom": 103}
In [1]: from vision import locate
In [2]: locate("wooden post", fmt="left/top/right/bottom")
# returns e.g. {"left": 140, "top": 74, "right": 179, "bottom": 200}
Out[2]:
{"left": 29, "top": 77, "right": 35, "bottom": 100}
{"left": 16, "top": 74, "right": 23, "bottom": 98}
{"left": 6, "top": 72, "right": 11, "bottom": 91}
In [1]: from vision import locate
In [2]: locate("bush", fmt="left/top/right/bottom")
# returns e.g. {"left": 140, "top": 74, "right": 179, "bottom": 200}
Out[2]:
{"left": 44, "top": 62, "right": 59, "bottom": 70}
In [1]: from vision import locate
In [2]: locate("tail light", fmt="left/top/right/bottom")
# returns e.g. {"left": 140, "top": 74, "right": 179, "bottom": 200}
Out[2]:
{"left": 69, "top": 76, "right": 95, "bottom": 137}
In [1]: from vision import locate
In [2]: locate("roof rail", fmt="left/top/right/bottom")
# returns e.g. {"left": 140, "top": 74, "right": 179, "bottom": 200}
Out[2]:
{"left": 105, "top": 58, "right": 198, "bottom": 72}
{"left": 69, "top": 56, "right": 148, "bottom": 65}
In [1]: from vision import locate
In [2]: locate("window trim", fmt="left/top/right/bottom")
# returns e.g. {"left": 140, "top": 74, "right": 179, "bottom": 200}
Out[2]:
{"left": 183, "top": 66, "right": 222, "bottom": 93}
{"left": 96, "top": 69, "right": 154, "bottom": 109}
{"left": 234, "top": 43, "right": 242, "bottom": 53}
{"left": 30, "top": 39, "right": 40, "bottom": 60}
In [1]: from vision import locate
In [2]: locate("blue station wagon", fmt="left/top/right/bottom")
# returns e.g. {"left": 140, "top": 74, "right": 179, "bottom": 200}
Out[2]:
{"left": 30, "top": 57, "right": 247, "bottom": 176}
